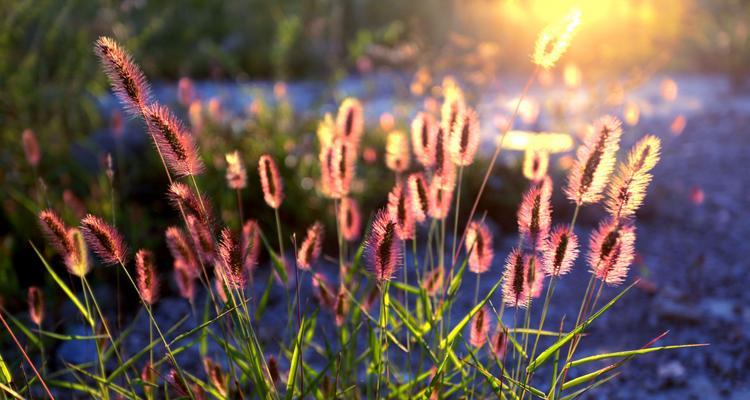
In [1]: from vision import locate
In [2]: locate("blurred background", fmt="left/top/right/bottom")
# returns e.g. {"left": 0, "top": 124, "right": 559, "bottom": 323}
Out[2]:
{"left": 1, "top": 0, "right": 749, "bottom": 397}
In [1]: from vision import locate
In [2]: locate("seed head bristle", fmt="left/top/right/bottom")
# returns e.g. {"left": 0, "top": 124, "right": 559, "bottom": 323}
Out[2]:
{"left": 297, "top": 222, "right": 324, "bottom": 270}
{"left": 450, "top": 108, "right": 480, "bottom": 167}
{"left": 94, "top": 36, "right": 152, "bottom": 116}
{"left": 143, "top": 104, "right": 204, "bottom": 177}
{"left": 388, "top": 183, "right": 415, "bottom": 240}
{"left": 532, "top": 8, "right": 582, "bottom": 69}
{"left": 167, "top": 182, "right": 213, "bottom": 225}
{"left": 605, "top": 135, "right": 661, "bottom": 219}
{"left": 218, "top": 228, "right": 247, "bottom": 289}
{"left": 411, "top": 112, "right": 437, "bottom": 167}
{"left": 225, "top": 150, "right": 247, "bottom": 189}
{"left": 588, "top": 219, "right": 636, "bottom": 286}
{"left": 27, "top": 287, "right": 44, "bottom": 326}
{"left": 366, "top": 208, "right": 402, "bottom": 283}
{"left": 339, "top": 197, "right": 362, "bottom": 242}
{"left": 565, "top": 115, "right": 623, "bottom": 205}
{"left": 258, "top": 154, "right": 284, "bottom": 209}
{"left": 39, "top": 209, "right": 75, "bottom": 257}
{"left": 542, "top": 225, "right": 579, "bottom": 277}
{"left": 502, "top": 248, "right": 529, "bottom": 308}
{"left": 80, "top": 214, "right": 128, "bottom": 265}
{"left": 517, "top": 176, "right": 553, "bottom": 248}
{"left": 466, "top": 221, "right": 494, "bottom": 274}
{"left": 407, "top": 173, "right": 430, "bottom": 223}
{"left": 469, "top": 306, "right": 490, "bottom": 348}
{"left": 135, "top": 249, "right": 160, "bottom": 305}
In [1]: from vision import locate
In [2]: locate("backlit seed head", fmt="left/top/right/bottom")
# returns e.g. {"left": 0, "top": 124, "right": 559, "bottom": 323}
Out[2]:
{"left": 366, "top": 208, "right": 402, "bottom": 283}
{"left": 385, "top": 131, "right": 410, "bottom": 173}
{"left": 334, "top": 286, "right": 349, "bottom": 327}
{"left": 174, "top": 260, "right": 196, "bottom": 301}
{"left": 469, "top": 306, "right": 490, "bottom": 348}
{"left": 466, "top": 221, "right": 494, "bottom": 274}
{"left": 502, "top": 248, "right": 529, "bottom": 308}
{"left": 81, "top": 214, "right": 128, "bottom": 265}
{"left": 66, "top": 228, "right": 91, "bottom": 277}
{"left": 523, "top": 148, "right": 549, "bottom": 182}
{"left": 225, "top": 150, "right": 247, "bottom": 189}
{"left": 440, "top": 77, "right": 466, "bottom": 135}
{"left": 39, "top": 209, "right": 75, "bottom": 257}
{"left": 203, "top": 357, "right": 227, "bottom": 397}
{"left": 339, "top": 197, "right": 362, "bottom": 242}
{"left": 525, "top": 254, "right": 545, "bottom": 299}
{"left": 320, "top": 137, "right": 356, "bottom": 199}
{"left": 490, "top": 325, "right": 508, "bottom": 360}
{"left": 518, "top": 176, "right": 553, "bottom": 248}
{"left": 312, "top": 273, "right": 335, "bottom": 310}
{"left": 388, "top": 183, "right": 415, "bottom": 240}
{"left": 411, "top": 112, "right": 437, "bottom": 167}
{"left": 565, "top": 116, "right": 622, "bottom": 205}
{"left": 336, "top": 97, "right": 364, "bottom": 145}
{"left": 428, "top": 178, "right": 454, "bottom": 220}
{"left": 186, "top": 215, "right": 216, "bottom": 265}
{"left": 135, "top": 249, "right": 160, "bottom": 305}
{"left": 242, "top": 219, "right": 262, "bottom": 273}
{"left": 605, "top": 135, "right": 661, "bottom": 219}
{"left": 407, "top": 173, "right": 430, "bottom": 223}
{"left": 218, "top": 228, "right": 247, "bottom": 289}
{"left": 22, "top": 129, "right": 40, "bottom": 168}
{"left": 532, "top": 8, "right": 581, "bottom": 69}
{"left": 297, "top": 222, "right": 324, "bottom": 270}
{"left": 542, "top": 225, "right": 579, "bottom": 277}
{"left": 143, "top": 103, "right": 204, "bottom": 177}
{"left": 94, "top": 36, "right": 152, "bottom": 116}
{"left": 167, "top": 182, "right": 213, "bottom": 225}
{"left": 422, "top": 266, "right": 445, "bottom": 297}
{"left": 165, "top": 227, "right": 199, "bottom": 278}
{"left": 588, "top": 219, "right": 636, "bottom": 286}
{"left": 450, "top": 108, "right": 480, "bottom": 167}
{"left": 27, "top": 286, "right": 44, "bottom": 326}
{"left": 259, "top": 154, "right": 284, "bottom": 209}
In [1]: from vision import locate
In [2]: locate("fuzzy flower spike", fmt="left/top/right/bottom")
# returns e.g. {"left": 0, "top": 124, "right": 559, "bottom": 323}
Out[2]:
{"left": 532, "top": 8, "right": 582, "bottom": 70}
{"left": 605, "top": 135, "right": 661, "bottom": 220}
{"left": 465, "top": 220, "right": 494, "bottom": 274}
{"left": 517, "top": 176, "right": 553, "bottom": 248}
{"left": 80, "top": 214, "right": 128, "bottom": 265}
{"left": 565, "top": 116, "right": 623, "bottom": 205}
{"left": 366, "top": 208, "right": 402, "bottom": 284}
{"left": 259, "top": 154, "right": 284, "bottom": 209}
{"left": 588, "top": 219, "right": 636, "bottom": 286}
{"left": 142, "top": 104, "right": 205, "bottom": 177}
{"left": 94, "top": 36, "right": 152, "bottom": 116}
{"left": 297, "top": 222, "right": 324, "bottom": 270}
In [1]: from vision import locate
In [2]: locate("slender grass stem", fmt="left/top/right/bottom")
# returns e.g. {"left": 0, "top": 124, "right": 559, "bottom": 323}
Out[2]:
{"left": 0, "top": 311, "right": 54, "bottom": 399}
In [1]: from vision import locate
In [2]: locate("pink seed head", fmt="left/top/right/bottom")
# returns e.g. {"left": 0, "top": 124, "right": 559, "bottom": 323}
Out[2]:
{"left": 81, "top": 214, "right": 128, "bottom": 265}
{"left": 297, "top": 222, "right": 324, "bottom": 270}
{"left": 173, "top": 261, "right": 196, "bottom": 301}
{"left": 490, "top": 325, "right": 508, "bottom": 360}
{"left": 542, "top": 225, "right": 579, "bottom": 277}
{"left": 388, "top": 182, "right": 415, "bottom": 240}
{"left": 186, "top": 215, "right": 216, "bottom": 264}
{"left": 27, "top": 286, "right": 44, "bottom": 326}
{"left": 466, "top": 221, "right": 494, "bottom": 274}
{"left": 336, "top": 97, "right": 364, "bottom": 146}
{"left": 428, "top": 177, "right": 454, "bottom": 220}
{"left": 225, "top": 150, "right": 247, "bottom": 190}
{"left": 39, "top": 209, "right": 75, "bottom": 257}
{"left": 525, "top": 254, "right": 545, "bottom": 299}
{"left": 366, "top": 208, "right": 402, "bottom": 284}
{"left": 165, "top": 227, "right": 199, "bottom": 278}
{"left": 450, "top": 108, "right": 480, "bottom": 167}
{"left": 411, "top": 112, "right": 437, "bottom": 167}
{"left": 517, "top": 176, "right": 553, "bottom": 249}
{"left": 167, "top": 182, "right": 213, "bottom": 226}
{"left": 135, "top": 249, "right": 160, "bottom": 305}
{"left": 22, "top": 129, "right": 41, "bottom": 168}
{"left": 523, "top": 149, "right": 549, "bottom": 183}
{"left": 588, "top": 219, "right": 636, "bottom": 286}
{"left": 407, "top": 173, "right": 430, "bottom": 223}
{"left": 565, "top": 116, "right": 623, "bottom": 205}
{"left": 218, "top": 228, "right": 247, "bottom": 289}
{"left": 312, "top": 273, "right": 335, "bottom": 310}
{"left": 94, "top": 36, "right": 152, "bottom": 116}
{"left": 143, "top": 103, "right": 204, "bottom": 177}
{"left": 502, "top": 248, "right": 529, "bottom": 308}
{"left": 605, "top": 135, "right": 661, "bottom": 220}
{"left": 469, "top": 306, "right": 490, "bottom": 348}
{"left": 339, "top": 197, "right": 362, "bottom": 242}
{"left": 242, "top": 219, "right": 262, "bottom": 273}
{"left": 258, "top": 154, "right": 284, "bottom": 209}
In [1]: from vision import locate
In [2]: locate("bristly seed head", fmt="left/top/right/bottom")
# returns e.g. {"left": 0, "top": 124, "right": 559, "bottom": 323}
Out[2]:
{"left": 605, "top": 135, "right": 661, "bottom": 220}
{"left": 388, "top": 183, "right": 415, "bottom": 240}
{"left": 408, "top": 173, "right": 430, "bottom": 223}
{"left": 542, "top": 225, "right": 579, "bottom": 277}
{"left": 80, "top": 214, "right": 128, "bottom": 265}
{"left": 518, "top": 176, "right": 553, "bottom": 248}
{"left": 297, "top": 222, "right": 324, "bottom": 270}
{"left": 218, "top": 228, "right": 247, "bottom": 289}
{"left": 565, "top": 116, "right": 622, "bottom": 205}
{"left": 411, "top": 112, "right": 437, "bottom": 167}
{"left": 339, "top": 197, "right": 362, "bottom": 242}
{"left": 466, "top": 220, "right": 494, "bottom": 274}
{"left": 588, "top": 219, "right": 636, "bottom": 286}
{"left": 366, "top": 208, "right": 402, "bottom": 284}
{"left": 27, "top": 286, "right": 44, "bottom": 326}
{"left": 143, "top": 104, "right": 204, "bottom": 177}
{"left": 532, "top": 8, "right": 581, "bottom": 69}
{"left": 94, "top": 36, "right": 152, "bottom": 116}
{"left": 450, "top": 108, "right": 480, "bottom": 167}
{"left": 135, "top": 249, "right": 160, "bottom": 305}
{"left": 259, "top": 154, "right": 284, "bottom": 209}
{"left": 469, "top": 306, "right": 490, "bottom": 348}
{"left": 502, "top": 248, "right": 529, "bottom": 308}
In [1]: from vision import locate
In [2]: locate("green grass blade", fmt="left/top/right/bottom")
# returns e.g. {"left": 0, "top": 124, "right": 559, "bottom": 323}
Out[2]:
{"left": 439, "top": 278, "right": 502, "bottom": 349}
{"left": 568, "top": 343, "right": 708, "bottom": 369}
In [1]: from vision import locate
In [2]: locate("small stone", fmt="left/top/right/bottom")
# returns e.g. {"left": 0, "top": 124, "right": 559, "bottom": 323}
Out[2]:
{"left": 658, "top": 360, "right": 686, "bottom": 386}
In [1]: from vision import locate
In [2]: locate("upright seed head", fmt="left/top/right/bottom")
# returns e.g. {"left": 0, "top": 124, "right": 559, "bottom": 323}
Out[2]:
{"left": 565, "top": 116, "right": 623, "bottom": 205}
{"left": 22, "top": 129, "right": 41, "bottom": 168}
{"left": 433, "top": 127, "right": 457, "bottom": 188}
{"left": 334, "top": 286, "right": 350, "bottom": 327}
{"left": 242, "top": 219, "right": 262, "bottom": 273}
{"left": 407, "top": 173, "right": 430, "bottom": 223}
{"left": 320, "top": 137, "right": 356, "bottom": 199}
{"left": 542, "top": 225, "right": 579, "bottom": 277}
{"left": 186, "top": 215, "right": 216, "bottom": 264}
{"left": 80, "top": 214, "right": 128, "bottom": 265}
{"left": 502, "top": 248, "right": 529, "bottom": 308}
{"left": 469, "top": 306, "right": 490, "bottom": 348}
{"left": 388, "top": 183, "right": 415, "bottom": 240}
{"left": 143, "top": 104, "right": 204, "bottom": 177}
{"left": 366, "top": 208, "right": 402, "bottom": 284}
{"left": 525, "top": 255, "right": 545, "bottom": 299}
{"left": 39, "top": 209, "right": 75, "bottom": 257}
{"left": 385, "top": 131, "right": 410, "bottom": 173}
{"left": 518, "top": 176, "right": 553, "bottom": 248}
{"left": 339, "top": 197, "right": 362, "bottom": 242}
{"left": 588, "top": 219, "right": 636, "bottom": 286}
{"left": 422, "top": 266, "right": 445, "bottom": 297}
{"left": 225, "top": 150, "right": 247, "bottom": 190}
{"left": 27, "top": 286, "right": 44, "bottom": 326}
{"left": 605, "top": 135, "right": 661, "bottom": 219}
{"left": 450, "top": 108, "right": 480, "bottom": 167}
{"left": 66, "top": 228, "right": 91, "bottom": 277}
{"left": 258, "top": 154, "right": 284, "bottom": 209}
{"left": 94, "top": 36, "right": 152, "bottom": 116}
{"left": 165, "top": 227, "right": 199, "bottom": 278}
{"left": 297, "top": 222, "right": 324, "bottom": 270}
{"left": 218, "top": 228, "right": 247, "bottom": 289}
{"left": 135, "top": 249, "right": 160, "bottom": 305}
{"left": 411, "top": 112, "right": 437, "bottom": 167}
{"left": 440, "top": 77, "right": 466, "bottom": 135}
{"left": 466, "top": 221, "right": 494, "bottom": 274}
{"left": 428, "top": 177, "right": 454, "bottom": 220}
{"left": 312, "top": 273, "right": 335, "bottom": 310}
{"left": 532, "top": 8, "right": 582, "bottom": 69}
{"left": 523, "top": 148, "right": 549, "bottom": 182}
{"left": 336, "top": 97, "right": 364, "bottom": 146}
{"left": 173, "top": 261, "right": 196, "bottom": 301}
{"left": 490, "top": 325, "right": 508, "bottom": 360}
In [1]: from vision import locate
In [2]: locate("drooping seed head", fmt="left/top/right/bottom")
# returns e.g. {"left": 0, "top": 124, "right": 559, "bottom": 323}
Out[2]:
{"left": 605, "top": 135, "right": 661, "bottom": 219}
{"left": 135, "top": 249, "right": 160, "bottom": 305}
{"left": 80, "top": 214, "right": 128, "bottom": 265}
{"left": 339, "top": 197, "right": 362, "bottom": 241}
{"left": 422, "top": 266, "right": 445, "bottom": 297}
{"left": 27, "top": 286, "right": 44, "bottom": 326}
{"left": 466, "top": 221, "right": 494, "bottom": 274}
{"left": 143, "top": 104, "right": 204, "bottom": 177}
{"left": 218, "top": 228, "right": 247, "bottom": 289}
{"left": 388, "top": 183, "right": 415, "bottom": 240}
{"left": 336, "top": 97, "right": 364, "bottom": 145}
{"left": 565, "top": 116, "right": 623, "bottom": 205}
{"left": 450, "top": 108, "right": 480, "bottom": 167}
{"left": 22, "top": 129, "right": 41, "bottom": 168}
{"left": 518, "top": 176, "right": 553, "bottom": 248}
{"left": 225, "top": 150, "right": 247, "bottom": 190}
{"left": 502, "top": 248, "right": 529, "bottom": 308}
{"left": 258, "top": 154, "right": 284, "bottom": 209}
{"left": 94, "top": 36, "right": 152, "bottom": 116}
{"left": 385, "top": 131, "right": 410, "bottom": 173}
{"left": 297, "top": 222, "right": 324, "bottom": 270}
{"left": 542, "top": 225, "right": 579, "bottom": 277}
{"left": 532, "top": 8, "right": 581, "bottom": 69}
{"left": 65, "top": 228, "right": 91, "bottom": 277}
{"left": 165, "top": 227, "right": 199, "bottom": 278}
{"left": 167, "top": 182, "right": 213, "bottom": 225}
{"left": 411, "top": 112, "right": 437, "bottom": 167}
{"left": 588, "top": 219, "right": 636, "bottom": 286}
{"left": 366, "top": 208, "right": 402, "bottom": 283}
{"left": 469, "top": 306, "right": 490, "bottom": 348}
{"left": 407, "top": 173, "right": 430, "bottom": 223}
{"left": 39, "top": 209, "right": 75, "bottom": 257}
{"left": 523, "top": 148, "right": 549, "bottom": 182}
{"left": 242, "top": 219, "right": 262, "bottom": 273}
{"left": 186, "top": 215, "right": 216, "bottom": 264}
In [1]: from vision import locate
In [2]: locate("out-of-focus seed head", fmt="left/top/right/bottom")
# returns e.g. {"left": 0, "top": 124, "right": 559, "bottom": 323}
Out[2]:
{"left": 502, "top": 248, "right": 529, "bottom": 308}
{"left": 135, "top": 249, "right": 160, "bottom": 305}
{"left": 388, "top": 183, "right": 415, "bottom": 240}
{"left": 312, "top": 273, "right": 335, "bottom": 310}
{"left": 203, "top": 357, "right": 227, "bottom": 397}
{"left": 259, "top": 154, "right": 284, "bottom": 209}
{"left": 532, "top": 8, "right": 581, "bottom": 69}
{"left": 334, "top": 286, "right": 349, "bottom": 327}
{"left": 218, "top": 228, "right": 247, "bottom": 289}
{"left": 490, "top": 325, "right": 508, "bottom": 360}
{"left": 422, "top": 266, "right": 445, "bottom": 297}
{"left": 428, "top": 178, "right": 454, "bottom": 220}
{"left": 22, "top": 129, "right": 41, "bottom": 168}
{"left": 523, "top": 148, "right": 550, "bottom": 182}
{"left": 525, "top": 255, "right": 545, "bottom": 299}
{"left": 469, "top": 306, "right": 490, "bottom": 348}
{"left": 27, "top": 286, "right": 44, "bottom": 326}
{"left": 225, "top": 150, "right": 247, "bottom": 190}
{"left": 450, "top": 108, "right": 480, "bottom": 167}
{"left": 339, "top": 197, "right": 362, "bottom": 241}
{"left": 174, "top": 260, "right": 196, "bottom": 302}
{"left": 408, "top": 173, "right": 430, "bottom": 223}
{"left": 440, "top": 77, "right": 466, "bottom": 135}
{"left": 385, "top": 131, "right": 410, "bottom": 173}
{"left": 242, "top": 219, "right": 262, "bottom": 273}
{"left": 336, "top": 97, "right": 364, "bottom": 145}
{"left": 167, "top": 182, "right": 213, "bottom": 226}
{"left": 297, "top": 222, "right": 324, "bottom": 270}
{"left": 466, "top": 221, "right": 494, "bottom": 274}
{"left": 186, "top": 215, "right": 215, "bottom": 265}
{"left": 165, "top": 227, "right": 199, "bottom": 278}
{"left": 411, "top": 112, "right": 437, "bottom": 167}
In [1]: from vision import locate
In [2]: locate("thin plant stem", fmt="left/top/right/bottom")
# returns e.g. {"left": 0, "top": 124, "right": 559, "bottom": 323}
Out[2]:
{"left": 0, "top": 311, "right": 55, "bottom": 399}
{"left": 375, "top": 282, "right": 389, "bottom": 399}
{"left": 236, "top": 188, "right": 244, "bottom": 222}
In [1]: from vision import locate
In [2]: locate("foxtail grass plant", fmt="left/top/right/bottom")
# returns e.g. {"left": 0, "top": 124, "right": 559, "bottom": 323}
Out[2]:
{"left": 1, "top": 10, "right": 707, "bottom": 399}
